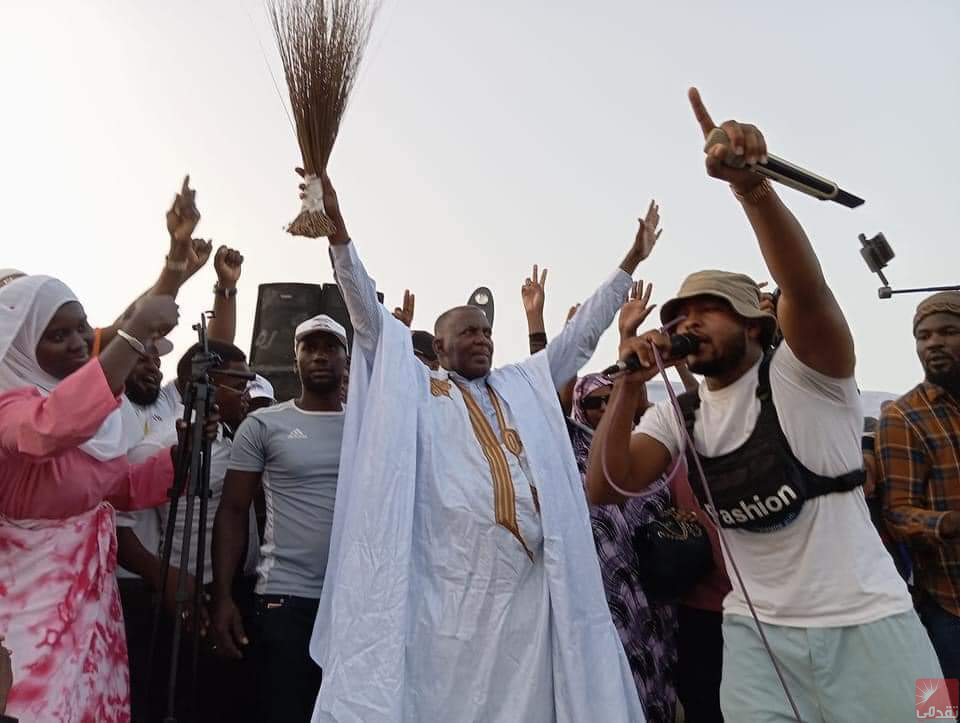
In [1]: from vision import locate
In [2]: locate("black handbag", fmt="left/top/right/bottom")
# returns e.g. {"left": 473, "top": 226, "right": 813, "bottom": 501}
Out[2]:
{"left": 632, "top": 508, "right": 714, "bottom": 602}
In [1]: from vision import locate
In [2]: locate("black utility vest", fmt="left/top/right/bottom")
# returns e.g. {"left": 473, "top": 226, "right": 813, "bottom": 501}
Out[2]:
{"left": 678, "top": 353, "right": 864, "bottom": 533}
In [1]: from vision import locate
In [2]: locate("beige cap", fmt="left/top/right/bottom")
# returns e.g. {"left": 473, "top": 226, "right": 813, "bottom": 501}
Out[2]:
{"left": 914, "top": 291, "right": 960, "bottom": 333}
{"left": 660, "top": 270, "right": 777, "bottom": 344}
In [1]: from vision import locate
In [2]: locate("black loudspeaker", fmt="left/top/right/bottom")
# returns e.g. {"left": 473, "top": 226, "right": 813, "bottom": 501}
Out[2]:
{"left": 249, "top": 283, "right": 381, "bottom": 402}
{"left": 467, "top": 286, "right": 494, "bottom": 327}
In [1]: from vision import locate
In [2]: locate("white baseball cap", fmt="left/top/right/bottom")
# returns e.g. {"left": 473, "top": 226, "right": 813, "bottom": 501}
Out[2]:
{"left": 247, "top": 374, "right": 275, "bottom": 400}
{"left": 0, "top": 269, "right": 26, "bottom": 288}
{"left": 294, "top": 314, "right": 348, "bottom": 351}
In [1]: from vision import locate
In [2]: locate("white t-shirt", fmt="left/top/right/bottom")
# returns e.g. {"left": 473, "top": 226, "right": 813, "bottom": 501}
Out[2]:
{"left": 638, "top": 343, "right": 912, "bottom": 627}
{"left": 130, "top": 422, "right": 259, "bottom": 586}
{"left": 116, "top": 382, "right": 182, "bottom": 580}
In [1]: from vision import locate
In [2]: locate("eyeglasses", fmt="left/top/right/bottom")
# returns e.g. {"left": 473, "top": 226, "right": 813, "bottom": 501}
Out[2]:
{"left": 580, "top": 395, "right": 611, "bottom": 411}
{"left": 215, "top": 382, "right": 248, "bottom": 395}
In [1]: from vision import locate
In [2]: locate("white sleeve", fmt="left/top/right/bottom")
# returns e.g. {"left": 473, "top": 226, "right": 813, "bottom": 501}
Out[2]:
{"left": 545, "top": 268, "right": 633, "bottom": 389}
{"left": 116, "top": 510, "right": 140, "bottom": 529}
{"left": 770, "top": 343, "right": 860, "bottom": 406}
{"left": 635, "top": 398, "right": 682, "bottom": 459}
{"left": 127, "top": 433, "right": 176, "bottom": 465}
{"left": 769, "top": 342, "right": 864, "bottom": 476}
{"left": 117, "top": 432, "right": 175, "bottom": 527}
{"left": 329, "top": 241, "right": 383, "bottom": 360}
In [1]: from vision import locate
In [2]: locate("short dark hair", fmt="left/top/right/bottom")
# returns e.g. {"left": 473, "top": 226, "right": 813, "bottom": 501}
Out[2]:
{"left": 176, "top": 340, "right": 247, "bottom": 383}
{"left": 434, "top": 305, "right": 487, "bottom": 337}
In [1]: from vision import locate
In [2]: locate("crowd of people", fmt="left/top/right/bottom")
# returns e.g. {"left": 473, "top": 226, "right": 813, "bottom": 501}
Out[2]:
{"left": 1, "top": 88, "right": 959, "bottom": 723}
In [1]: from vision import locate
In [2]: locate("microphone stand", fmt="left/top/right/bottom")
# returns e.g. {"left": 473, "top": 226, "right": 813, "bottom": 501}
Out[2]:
{"left": 860, "top": 232, "right": 960, "bottom": 299}
{"left": 878, "top": 284, "right": 960, "bottom": 299}
{"left": 147, "top": 313, "right": 219, "bottom": 723}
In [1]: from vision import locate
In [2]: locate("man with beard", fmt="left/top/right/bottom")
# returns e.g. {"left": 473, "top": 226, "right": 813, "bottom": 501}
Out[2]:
{"left": 118, "top": 340, "right": 259, "bottom": 721}
{"left": 212, "top": 315, "right": 348, "bottom": 723}
{"left": 586, "top": 88, "right": 941, "bottom": 722}
{"left": 879, "top": 292, "right": 960, "bottom": 683}
{"left": 113, "top": 242, "right": 244, "bottom": 720}
{"left": 114, "top": 337, "right": 181, "bottom": 719}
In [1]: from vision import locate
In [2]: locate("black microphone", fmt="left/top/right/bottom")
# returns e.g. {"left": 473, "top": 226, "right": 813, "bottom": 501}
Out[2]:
{"left": 602, "top": 333, "right": 700, "bottom": 377}
{"left": 704, "top": 128, "right": 864, "bottom": 208}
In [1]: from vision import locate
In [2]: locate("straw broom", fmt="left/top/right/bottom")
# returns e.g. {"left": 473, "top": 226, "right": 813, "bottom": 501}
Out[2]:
{"left": 270, "top": 0, "right": 376, "bottom": 237}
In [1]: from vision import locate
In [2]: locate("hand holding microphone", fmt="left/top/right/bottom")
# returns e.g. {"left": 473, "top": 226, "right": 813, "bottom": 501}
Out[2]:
{"left": 688, "top": 87, "right": 864, "bottom": 208}
{"left": 604, "top": 331, "right": 700, "bottom": 382}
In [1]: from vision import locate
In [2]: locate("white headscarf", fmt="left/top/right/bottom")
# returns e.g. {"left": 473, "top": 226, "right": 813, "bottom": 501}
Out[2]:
{"left": 0, "top": 275, "right": 125, "bottom": 461}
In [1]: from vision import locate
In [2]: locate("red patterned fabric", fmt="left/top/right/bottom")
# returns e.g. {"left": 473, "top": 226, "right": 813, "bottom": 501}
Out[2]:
{"left": 1, "top": 503, "right": 130, "bottom": 722}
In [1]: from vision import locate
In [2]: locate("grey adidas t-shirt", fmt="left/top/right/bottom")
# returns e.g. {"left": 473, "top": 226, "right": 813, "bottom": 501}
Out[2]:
{"left": 229, "top": 400, "right": 346, "bottom": 598}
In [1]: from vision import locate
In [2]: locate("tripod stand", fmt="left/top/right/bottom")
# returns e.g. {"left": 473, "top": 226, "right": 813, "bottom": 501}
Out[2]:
{"left": 147, "top": 313, "right": 220, "bottom": 723}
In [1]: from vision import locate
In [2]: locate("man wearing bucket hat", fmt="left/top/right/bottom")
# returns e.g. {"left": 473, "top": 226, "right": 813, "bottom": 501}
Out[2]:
{"left": 879, "top": 292, "right": 960, "bottom": 684}
{"left": 586, "top": 89, "right": 940, "bottom": 722}
{"left": 212, "top": 314, "right": 349, "bottom": 722}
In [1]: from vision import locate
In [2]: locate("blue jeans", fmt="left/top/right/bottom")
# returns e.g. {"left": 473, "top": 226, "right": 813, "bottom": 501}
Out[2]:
{"left": 919, "top": 597, "right": 960, "bottom": 682}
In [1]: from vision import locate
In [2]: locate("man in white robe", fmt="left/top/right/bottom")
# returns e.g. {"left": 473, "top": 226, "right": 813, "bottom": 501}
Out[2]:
{"left": 309, "top": 173, "right": 655, "bottom": 722}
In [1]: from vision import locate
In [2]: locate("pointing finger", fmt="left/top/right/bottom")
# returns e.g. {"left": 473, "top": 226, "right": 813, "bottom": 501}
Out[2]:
{"left": 688, "top": 87, "right": 716, "bottom": 138}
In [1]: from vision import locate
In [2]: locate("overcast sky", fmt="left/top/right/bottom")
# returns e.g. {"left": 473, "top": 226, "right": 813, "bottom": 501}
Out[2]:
{"left": 2, "top": 0, "right": 958, "bottom": 393}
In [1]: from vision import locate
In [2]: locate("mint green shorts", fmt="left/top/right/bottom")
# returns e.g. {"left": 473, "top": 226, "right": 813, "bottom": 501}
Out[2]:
{"left": 721, "top": 611, "right": 948, "bottom": 722}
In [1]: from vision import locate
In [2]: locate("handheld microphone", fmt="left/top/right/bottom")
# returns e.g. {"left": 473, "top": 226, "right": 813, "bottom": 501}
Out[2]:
{"left": 602, "top": 333, "right": 700, "bottom": 377}
{"left": 704, "top": 128, "right": 864, "bottom": 208}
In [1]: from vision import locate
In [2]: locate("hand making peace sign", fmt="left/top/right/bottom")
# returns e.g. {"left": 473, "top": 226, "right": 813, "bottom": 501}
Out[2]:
{"left": 521, "top": 265, "right": 548, "bottom": 317}
{"left": 393, "top": 290, "right": 416, "bottom": 327}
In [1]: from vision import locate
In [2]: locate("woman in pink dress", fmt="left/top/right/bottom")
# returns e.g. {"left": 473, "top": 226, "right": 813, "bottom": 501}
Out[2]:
{"left": 0, "top": 275, "right": 207, "bottom": 722}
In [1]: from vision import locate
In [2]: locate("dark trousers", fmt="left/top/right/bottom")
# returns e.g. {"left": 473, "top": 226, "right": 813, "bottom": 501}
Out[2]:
{"left": 136, "top": 575, "right": 258, "bottom": 723}
{"left": 676, "top": 604, "right": 724, "bottom": 723}
{"left": 919, "top": 596, "right": 960, "bottom": 682}
{"left": 254, "top": 594, "right": 323, "bottom": 723}
{"left": 118, "top": 578, "right": 155, "bottom": 723}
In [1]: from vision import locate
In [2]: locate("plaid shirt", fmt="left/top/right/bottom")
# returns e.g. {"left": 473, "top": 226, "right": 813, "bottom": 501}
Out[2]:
{"left": 878, "top": 381, "right": 960, "bottom": 615}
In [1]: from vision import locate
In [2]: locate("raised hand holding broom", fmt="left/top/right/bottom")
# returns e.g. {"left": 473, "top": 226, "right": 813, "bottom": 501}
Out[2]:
{"left": 297, "top": 168, "right": 350, "bottom": 244}
{"left": 274, "top": 0, "right": 376, "bottom": 238}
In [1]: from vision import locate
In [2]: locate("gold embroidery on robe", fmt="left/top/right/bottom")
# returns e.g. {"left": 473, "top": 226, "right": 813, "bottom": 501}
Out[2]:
{"left": 453, "top": 381, "right": 534, "bottom": 561}
{"left": 430, "top": 378, "right": 452, "bottom": 398}
{"left": 488, "top": 389, "right": 540, "bottom": 516}
{"left": 488, "top": 391, "right": 524, "bottom": 457}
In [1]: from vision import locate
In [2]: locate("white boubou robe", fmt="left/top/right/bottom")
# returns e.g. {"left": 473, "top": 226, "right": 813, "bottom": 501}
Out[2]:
{"left": 311, "top": 242, "right": 645, "bottom": 723}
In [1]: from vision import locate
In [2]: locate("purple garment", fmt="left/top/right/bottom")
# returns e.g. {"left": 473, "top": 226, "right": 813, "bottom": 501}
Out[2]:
{"left": 572, "top": 374, "right": 678, "bottom": 723}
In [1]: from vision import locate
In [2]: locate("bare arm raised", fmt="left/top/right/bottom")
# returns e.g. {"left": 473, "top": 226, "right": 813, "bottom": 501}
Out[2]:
{"left": 688, "top": 88, "right": 854, "bottom": 378}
